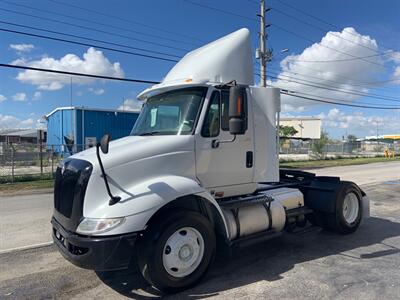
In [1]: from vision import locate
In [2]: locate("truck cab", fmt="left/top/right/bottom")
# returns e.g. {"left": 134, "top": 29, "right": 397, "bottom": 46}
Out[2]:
{"left": 51, "top": 28, "right": 369, "bottom": 293}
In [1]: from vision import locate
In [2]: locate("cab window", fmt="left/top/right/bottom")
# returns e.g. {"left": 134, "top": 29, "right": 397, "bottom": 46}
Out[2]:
{"left": 201, "top": 91, "right": 220, "bottom": 137}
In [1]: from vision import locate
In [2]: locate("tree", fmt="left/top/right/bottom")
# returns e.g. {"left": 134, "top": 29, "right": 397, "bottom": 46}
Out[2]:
{"left": 279, "top": 125, "right": 298, "bottom": 138}
{"left": 347, "top": 134, "right": 357, "bottom": 143}
{"left": 279, "top": 125, "right": 298, "bottom": 150}
{"left": 311, "top": 130, "right": 330, "bottom": 159}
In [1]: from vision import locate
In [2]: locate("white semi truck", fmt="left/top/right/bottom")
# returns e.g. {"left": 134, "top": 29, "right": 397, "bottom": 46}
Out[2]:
{"left": 52, "top": 28, "right": 369, "bottom": 293}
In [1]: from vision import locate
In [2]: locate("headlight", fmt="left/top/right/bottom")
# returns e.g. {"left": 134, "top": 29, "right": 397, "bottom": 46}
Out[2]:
{"left": 76, "top": 217, "right": 125, "bottom": 235}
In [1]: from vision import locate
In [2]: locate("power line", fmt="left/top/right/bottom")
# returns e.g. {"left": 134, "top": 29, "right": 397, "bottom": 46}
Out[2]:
{"left": 268, "top": 70, "right": 400, "bottom": 101}
{"left": 280, "top": 91, "right": 400, "bottom": 110}
{"left": 185, "top": 1, "right": 385, "bottom": 68}
{"left": 183, "top": 0, "right": 257, "bottom": 22}
{"left": 0, "top": 27, "right": 179, "bottom": 63}
{"left": 0, "top": 7, "right": 189, "bottom": 53}
{"left": 271, "top": 61, "right": 400, "bottom": 87}
{"left": 267, "top": 66, "right": 400, "bottom": 94}
{"left": 271, "top": 85, "right": 398, "bottom": 107}
{"left": 270, "top": 23, "right": 384, "bottom": 68}
{"left": 1, "top": 0, "right": 198, "bottom": 47}
{"left": 268, "top": 73, "right": 400, "bottom": 103}
{"left": 248, "top": 0, "right": 387, "bottom": 57}
{"left": 48, "top": 0, "right": 205, "bottom": 43}
{"left": 284, "top": 53, "right": 385, "bottom": 63}
{"left": 0, "top": 63, "right": 161, "bottom": 84}
{"left": 0, "top": 21, "right": 181, "bottom": 58}
{"left": 269, "top": 5, "right": 386, "bottom": 57}
{"left": 3, "top": 62, "right": 398, "bottom": 110}
{"left": 255, "top": 62, "right": 400, "bottom": 99}
{"left": 273, "top": 0, "right": 398, "bottom": 52}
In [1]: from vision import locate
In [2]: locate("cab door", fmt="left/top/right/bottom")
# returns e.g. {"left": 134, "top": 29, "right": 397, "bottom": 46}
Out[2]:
{"left": 195, "top": 88, "right": 254, "bottom": 195}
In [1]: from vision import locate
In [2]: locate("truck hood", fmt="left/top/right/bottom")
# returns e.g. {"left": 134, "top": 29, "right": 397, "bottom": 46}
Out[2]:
{"left": 73, "top": 135, "right": 198, "bottom": 219}
{"left": 72, "top": 135, "right": 194, "bottom": 173}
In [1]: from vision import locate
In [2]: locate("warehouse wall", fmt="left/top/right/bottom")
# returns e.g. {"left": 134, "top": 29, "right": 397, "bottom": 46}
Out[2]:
{"left": 47, "top": 109, "right": 74, "bottom": 152}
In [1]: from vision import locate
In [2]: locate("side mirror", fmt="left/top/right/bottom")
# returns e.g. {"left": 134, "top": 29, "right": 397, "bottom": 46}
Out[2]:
{"left": 229, "top": 86, "right": 246, "bottom": 135}
{"left": 100, "top": 134, "right": 111, "bottom": 154}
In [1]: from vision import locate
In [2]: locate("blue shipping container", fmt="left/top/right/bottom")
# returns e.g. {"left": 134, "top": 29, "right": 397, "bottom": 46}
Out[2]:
{"left": 46, "top": 107, "right": 139, "bottom": 153}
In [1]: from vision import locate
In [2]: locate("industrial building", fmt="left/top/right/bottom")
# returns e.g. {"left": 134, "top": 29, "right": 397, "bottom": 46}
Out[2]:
{"left": 46, "top": 107, "right": 139, "bottom": 153}
{"left": 0, "top": 128, "right": 47, "bottom": 144}
{"left": 280, "top": 117, "right": 321, "bottom": 139}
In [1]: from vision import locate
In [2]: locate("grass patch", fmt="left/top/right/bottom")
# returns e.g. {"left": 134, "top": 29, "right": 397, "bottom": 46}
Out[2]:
{"left": 0, "top": 173, "right": 54, "bottom": 194}
{"left": 0, "top": 179, "right": 54, "bottom": 194}
{"left": 0, "top": 173, "right": 54, "bottom": 184}
{"left": 280, "top": 156, "right": 398, "bottom": 169}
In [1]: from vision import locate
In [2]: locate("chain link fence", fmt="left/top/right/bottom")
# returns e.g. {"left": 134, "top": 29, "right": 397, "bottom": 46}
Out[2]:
{"left": 280, "top": 140, "right": 399, "bottom": 160}
{"left": 0, "top": 143, "right": 89, "bottom": 183}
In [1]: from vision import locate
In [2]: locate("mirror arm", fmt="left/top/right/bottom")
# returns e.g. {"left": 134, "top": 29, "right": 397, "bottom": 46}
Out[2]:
{"left": 212, "top": 135, "right": 236, "bottom": 148}
{"left": 96, "top": 143, "right": 121, "bottom": 206}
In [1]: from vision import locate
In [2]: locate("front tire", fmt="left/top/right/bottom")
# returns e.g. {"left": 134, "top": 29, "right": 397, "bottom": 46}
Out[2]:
{"left": 137, "top": 211, "right": 216, "bottom": 293}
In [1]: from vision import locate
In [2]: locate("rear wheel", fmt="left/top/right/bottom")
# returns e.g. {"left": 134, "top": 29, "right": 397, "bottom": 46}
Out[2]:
{"left": 323, "top": 181, "right": 363, "bottom": 234}
{"left": 137, "top": 211, "right": 216, "bottom": 293}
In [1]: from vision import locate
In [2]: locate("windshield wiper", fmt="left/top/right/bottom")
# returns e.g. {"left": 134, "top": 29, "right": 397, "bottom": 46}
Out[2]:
{"left": 138, "top": 131, "right": 161, "bottom": 136}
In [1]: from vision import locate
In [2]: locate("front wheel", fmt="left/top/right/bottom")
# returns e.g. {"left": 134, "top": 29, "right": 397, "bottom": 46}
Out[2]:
{"left": 137, "top": 211, "right": 216, "bottom": 293}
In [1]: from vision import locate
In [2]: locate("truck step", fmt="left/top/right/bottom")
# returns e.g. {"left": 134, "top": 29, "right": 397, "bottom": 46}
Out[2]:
{"left": 285, "top": 206, "right": 314, "bottom": 218}
{"left": 229, "top": 229, "right": 281, "bottom": 248}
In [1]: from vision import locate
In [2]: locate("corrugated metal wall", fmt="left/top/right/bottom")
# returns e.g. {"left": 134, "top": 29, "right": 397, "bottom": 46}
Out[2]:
{"left": 47, "top": 109, "right": 74, "bottom": 152}
{"left": 47, "top": 108, "right": 139, "bottom": 153}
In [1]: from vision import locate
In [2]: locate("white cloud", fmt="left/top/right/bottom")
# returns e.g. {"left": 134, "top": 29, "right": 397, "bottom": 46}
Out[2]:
{"left": 12, "top": 92, "right": 27, "bottom": 102}
{"left": 10, "top": 43, "right": 34, "bottom": 53}
{"left": 386, "top": 51, "right": 400, "bottom": 81}
{"left": 88, "top": 88, "right": 105, "bottom": 95}
{"left": 394, "top": 66, "right": 400, "bottom": 78}
{"left": 272, "top": 27, "right": 385, "bottom": 111}
{"left": 317, "top": 108, "right": 400, "bottom": 135}
{"left": 33, "top": 91, "right": 42, "bottom": 100}
{"left": 0, "top": 94, "right": 6, "bottom": 103}
{"left": 0, "top": 114, "right": 43, "bottom": 129}
{"left": 118, "top": 99, "right": 143, "bottom": 111}
{"left": 387, "top": 51, "right": 400, "bottom": 64}
{"left": 14, "top": 47, "right": 124, "bottom": 90}
{"left": 20, "top": 118, "right": 35, "bottom": 127}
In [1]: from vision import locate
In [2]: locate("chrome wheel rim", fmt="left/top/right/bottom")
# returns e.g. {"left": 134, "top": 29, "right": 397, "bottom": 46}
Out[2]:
{"left": 162, "top": 227, "right": 205, "bottom": 278}
{"left": 343, "top": 192, "right": 359, "bottom": 224}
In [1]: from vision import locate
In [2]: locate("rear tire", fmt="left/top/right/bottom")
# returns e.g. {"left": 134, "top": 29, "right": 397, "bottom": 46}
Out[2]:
{"left": 323, "top": 181, "right": 363, "bottom": 234}
{"left": 137, "top": 211, "right": 216, "bottom": 294}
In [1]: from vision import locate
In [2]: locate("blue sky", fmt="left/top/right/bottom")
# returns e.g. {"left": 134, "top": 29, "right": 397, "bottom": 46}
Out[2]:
{"left": 0, "top": 0, "right": 399, "bottom": 139}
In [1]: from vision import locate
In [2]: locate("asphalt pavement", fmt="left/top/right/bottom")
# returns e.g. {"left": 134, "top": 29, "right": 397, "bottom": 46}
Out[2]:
{"left": 0, "top": 193, "right": 53, "bottom": 252}
{"left": 309, "top": 161, "right": 400, "bottom": 185}
{"left": 0, "top": 162, "right": 399, "bottom": 299}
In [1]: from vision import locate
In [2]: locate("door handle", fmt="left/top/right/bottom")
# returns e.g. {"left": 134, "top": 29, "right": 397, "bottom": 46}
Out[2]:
{"left": 246, "top": 151, "right": 253, "bottom": 168}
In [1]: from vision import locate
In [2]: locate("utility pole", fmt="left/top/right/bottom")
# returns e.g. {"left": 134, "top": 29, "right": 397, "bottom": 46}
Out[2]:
{"left": 259, "top": 0, "right": 267, "bottom": 87}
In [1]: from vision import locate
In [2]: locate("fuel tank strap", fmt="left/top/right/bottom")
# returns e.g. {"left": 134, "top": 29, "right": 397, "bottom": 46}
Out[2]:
{"left": 218, "top": 193, "right": 274, "bottom": 210}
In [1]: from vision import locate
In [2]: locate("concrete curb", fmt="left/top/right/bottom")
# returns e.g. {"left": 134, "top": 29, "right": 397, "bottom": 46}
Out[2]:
{"left": 0, "top": 241, "right": 53, "bottom": 255}
{"left": 0, "top": 188, "right": 53, "bottom": 197}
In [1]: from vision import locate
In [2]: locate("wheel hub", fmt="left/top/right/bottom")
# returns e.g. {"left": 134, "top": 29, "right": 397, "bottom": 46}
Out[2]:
{"left": 343, "top": 192, "right": 359, "bottom": 224}
{"left": 179, "top": 244, "right": 193, "bottom": 261}
{"left": 162, "top": 227, "right": 205, "bottom": 278}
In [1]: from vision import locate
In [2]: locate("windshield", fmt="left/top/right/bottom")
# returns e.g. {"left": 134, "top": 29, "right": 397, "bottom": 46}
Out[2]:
{"left": 131, "top": 87, "right": 207, "bottom": 136}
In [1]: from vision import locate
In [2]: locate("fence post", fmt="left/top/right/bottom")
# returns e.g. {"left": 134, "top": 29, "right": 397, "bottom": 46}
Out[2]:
{"left": 51, "top": 145, "right": 54, "bottom": 178}
{"left": 39, "top": 130, "right": 43, "bottom": 175}
{"left": 11, "top": 144, "right": 15, "bottom": 183}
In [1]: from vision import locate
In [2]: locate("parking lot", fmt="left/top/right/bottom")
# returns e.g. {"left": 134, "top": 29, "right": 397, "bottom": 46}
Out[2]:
{"left": 0, "top": 163, "right": 399, "bottom": 299}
